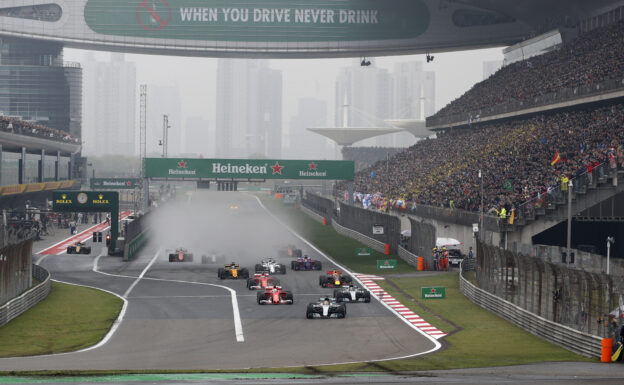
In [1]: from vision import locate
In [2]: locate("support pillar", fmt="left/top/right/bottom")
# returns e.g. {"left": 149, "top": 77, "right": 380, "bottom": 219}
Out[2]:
{"left": 38, "top": 149, "right": 45, "bottom": 183}
{"left": 55, "top": 151, "right": 60, "bottom": 181}
{"left": 18, "top": 147, "right": 26, "bottom": 185}
{"left": 0, "top": 144, "right": 3, "bottom": 187}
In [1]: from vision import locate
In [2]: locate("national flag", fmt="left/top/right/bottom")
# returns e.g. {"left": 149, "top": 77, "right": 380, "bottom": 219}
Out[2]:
{"left": 503, "top": 180, "right": 513, "bottom": 191}
{"left": 550, "top": 151, "right": 561, "bottom": 166}
{"left": 370, "top": 170, "right": 376, "bottom": 178}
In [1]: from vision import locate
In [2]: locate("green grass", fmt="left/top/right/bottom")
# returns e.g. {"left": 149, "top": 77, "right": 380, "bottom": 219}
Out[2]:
{"left": 0, "top": 282, "right": 123, "bottom": 358}
{"left": 262, "top": 197, "right": 416, "bottom": 274}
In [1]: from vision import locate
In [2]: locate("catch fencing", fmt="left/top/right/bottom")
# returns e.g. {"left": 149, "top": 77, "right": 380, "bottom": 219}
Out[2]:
{"left": 301, "top": 192, "right": 334, "bottom": 222}
{"left": 338, "top": 202, "right": 400, "bottom": 253}
{"left": 409, "top": 218, "right": 436, "bottom": 268}
{"left": 0, "top": 264, "right": 50, "bottom": 327}
{"left": 0, "top": 238, "right": 34, "bottom": 305}
{"left": 476, "top": 239, "right": 624, "bottom": 339}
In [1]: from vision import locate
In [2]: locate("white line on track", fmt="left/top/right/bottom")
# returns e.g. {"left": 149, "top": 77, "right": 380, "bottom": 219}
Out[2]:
{"left": 122, "top": 248, "right": 161, "bottom": 298}
{"left": 251, "top": 194, "right": 443, "bottom": 362}
{"left": 92, "top": 250, "right": 245, "bottom": 343}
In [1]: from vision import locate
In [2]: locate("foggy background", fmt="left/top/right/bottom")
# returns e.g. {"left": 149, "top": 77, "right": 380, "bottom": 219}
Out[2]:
{"left": 66, "top": 47, "right": 503, "bottom": 160}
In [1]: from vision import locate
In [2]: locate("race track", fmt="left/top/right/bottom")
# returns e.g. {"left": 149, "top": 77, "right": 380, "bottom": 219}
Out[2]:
{"left": 0, "top": 191, "right": 437, "bottom": 371}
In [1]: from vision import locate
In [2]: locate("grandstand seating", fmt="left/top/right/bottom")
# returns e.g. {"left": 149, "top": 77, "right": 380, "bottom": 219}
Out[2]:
{"left": 0, "top": 116, "right": 79, "bottom": 144}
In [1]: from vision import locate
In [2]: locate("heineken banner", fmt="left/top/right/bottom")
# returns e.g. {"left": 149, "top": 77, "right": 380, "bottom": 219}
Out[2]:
{"left": 84, "top": 0, "right": 429, "bottom": 42}
{"left": 91, "top": 178, "right": 142, "bottom": 190}
{"left": 144, "top": 158, "right": 354, "bottom": 180}
{"left": 421, "top": 286, "right": 446, "bottom": 299}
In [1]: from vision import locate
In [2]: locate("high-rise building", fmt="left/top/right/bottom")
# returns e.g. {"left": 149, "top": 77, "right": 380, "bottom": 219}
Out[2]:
{"left": 288, "top": 97, "right": 329, "bottom": 159}
{"left": 146, "top": 85, "right": 182, "bottom": 156}
{"left": 216, "top": 59, "right": 282, "bottom": 158}
{"left": 183, "top": 116, "right": 214, "bottom": 157}
{"left": 0, "top": 37, "right": 82, "bottom": 138}
{"left": 82, "top": 53, "right": 136, "bottom": 156}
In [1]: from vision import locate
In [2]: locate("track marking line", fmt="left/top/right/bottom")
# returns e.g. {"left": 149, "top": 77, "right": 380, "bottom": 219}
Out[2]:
{"left": 93, "top": 252, "right": 245, "bottom": 343}
{"left": 122, "top": 248, "right": 160, "bottom": 298}
{"left": 252, "top": 194, "right": 444, "bottom": 358}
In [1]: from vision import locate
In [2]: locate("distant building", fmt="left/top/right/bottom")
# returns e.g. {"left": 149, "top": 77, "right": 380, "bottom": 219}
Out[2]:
{"left": 288, "top": 97, "right": 329, "bottom": 159}
{"left": 184, "top": 116, "right": 214, "bottom": 157}
{"left": 483, "top": 60, "right": 503, "bottom": 79}
{"left": 82, "top": 53, "right": 136, "bottom": 155}
{"left": 216, "top": 59, "right": 282, "bottom": 158}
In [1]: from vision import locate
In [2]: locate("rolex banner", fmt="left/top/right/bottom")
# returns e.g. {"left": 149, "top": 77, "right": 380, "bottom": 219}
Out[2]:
{"left": 144, "top": 158, "right": 354, "bottom": 180}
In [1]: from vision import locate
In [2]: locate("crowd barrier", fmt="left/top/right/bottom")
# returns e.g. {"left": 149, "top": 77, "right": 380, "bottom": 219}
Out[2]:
{"left": 0, "top": 264, "right": 50, "bottom": 328}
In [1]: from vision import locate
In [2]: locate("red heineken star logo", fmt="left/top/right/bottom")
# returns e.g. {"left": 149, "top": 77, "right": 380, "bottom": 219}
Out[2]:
{"left": 126, "top": 181, "right": 131, "bottom": 186}
{"left": 309, "top": 162, "right": 317, "bottom": 170}
{"left": 431, "top": 288, "right": 436, "bottom": 293}
{"left": 271, "top": 161, "right": 284, "bottom": 175}
{"left": 178, "top": 160, "right": 187, "bottom": 168}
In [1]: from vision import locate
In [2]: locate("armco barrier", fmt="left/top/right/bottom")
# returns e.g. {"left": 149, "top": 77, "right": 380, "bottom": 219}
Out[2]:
{"left": 331, "top": 220, "right": 386, "bottom": 254}
{"left": 300, "top": 205, "right": 326, "bottom": 225}
{"left": 123, "top": 230, "right": 149, "bottom": 261}
{"left": 0, "top": 264, "right": 51, "bottom": 328}
{"left": 459, "top": 263, "right": 602, "bottom": 358}
{"left": 398, "top": 246, "right": 419, "bottom": 268}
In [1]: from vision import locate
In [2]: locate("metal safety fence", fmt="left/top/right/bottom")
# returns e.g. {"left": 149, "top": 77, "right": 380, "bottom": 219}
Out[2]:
{"left": 476, "top": 240, "right": 624, "bottom": 338}
{"left": 0, "top": 264, "right": 50, "bottom": 327}
{"left": 0, "top": 238, "right": 34, "bottom": 305}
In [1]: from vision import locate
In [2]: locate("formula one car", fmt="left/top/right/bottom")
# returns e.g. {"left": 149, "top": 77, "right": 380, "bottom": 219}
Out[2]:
{"left": 306, "top": 297, "right": 346, "bottom": 319}
{"left": 67, "top": 241, "right": 91, "bottom": 254}
{"left": 291, "top": 255, "right": 322, "bottom": 271}
{"left": 256, "top": 286, "right": 294, "bottom": 305}
{"left": 247, "top": 272, "right": 280, "bottom": 290}
{"left": 218, "top": 262, "right": 250, "bottom": 279}
{"left": 334, "top": 285, "right": 371, "bottom": 303}
{"left": 319, "top": 270, "right": 352, "bottom": 288}
{"left": 255, "top": 258, "right": 287, "bottom": 274}
{"left": 278, "top": 244, "right": 302, "bottom": 259}
{"left": 168, "top": 248, "right": 194, "bottom": 262}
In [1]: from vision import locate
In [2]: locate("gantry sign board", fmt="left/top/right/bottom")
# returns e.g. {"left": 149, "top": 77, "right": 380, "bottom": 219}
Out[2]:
{"left": 144, "top": 158, "right": 354, "bottom": 180}
{"left": 0, "top": 1, "right": 532, "bottom": 57}
{"left": 90, "top": 178, "right": 142, "bottom": 190}
{"left": 52, "top": 191, "right": 120, "bottom": 250}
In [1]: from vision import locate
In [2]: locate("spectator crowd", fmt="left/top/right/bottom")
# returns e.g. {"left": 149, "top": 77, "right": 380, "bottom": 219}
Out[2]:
{"left": 433, "top": 20, "right": 624, "bottom": 120}
{"left": 0, "top": 115, "right": 79, "bottom": 144}
{"left": 344, "top": 103, "right": 624, "bottom": 215}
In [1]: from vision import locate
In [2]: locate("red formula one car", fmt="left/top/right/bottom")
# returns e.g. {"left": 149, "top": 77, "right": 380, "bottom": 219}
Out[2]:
{"left": 247, "top": 272, "right": 281, "bottom": 290}
{"left": 319, "top": 270, "right": 352, "bottom": 288}
{"left": 256, "top": 286, "right": 294, "bottom": 305}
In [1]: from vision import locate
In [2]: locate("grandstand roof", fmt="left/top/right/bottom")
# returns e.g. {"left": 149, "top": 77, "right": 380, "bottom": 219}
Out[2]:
{"left": 384, "top": 119, "right": 435, "bottom": 138}
{"left": 307, "top": 127, "right": 404, "bottom": 146}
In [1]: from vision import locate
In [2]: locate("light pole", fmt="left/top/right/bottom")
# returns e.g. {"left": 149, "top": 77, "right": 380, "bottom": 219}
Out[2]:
{"left": 607, "top": 237, "right": 615, "bottom": 275}
{"left": 566, "top": 179, "right": 573, "bottom": 264}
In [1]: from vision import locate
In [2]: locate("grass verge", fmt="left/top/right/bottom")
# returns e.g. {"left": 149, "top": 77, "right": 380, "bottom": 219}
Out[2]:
{"left": 0, "top": 281, "right": 123, "bottom": 358}
{"left": 262, "top": 197, "right": 416, "bottom": 274}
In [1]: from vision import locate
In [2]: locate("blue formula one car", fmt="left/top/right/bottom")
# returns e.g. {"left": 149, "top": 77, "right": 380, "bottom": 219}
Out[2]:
{"left": 291, "top": 255, "right": 322, "bottom": 271}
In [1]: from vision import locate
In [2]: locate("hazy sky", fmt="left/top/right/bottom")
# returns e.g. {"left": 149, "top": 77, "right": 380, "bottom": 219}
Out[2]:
{"left": 65, "top": 47, "right": 504, "bottom": 131}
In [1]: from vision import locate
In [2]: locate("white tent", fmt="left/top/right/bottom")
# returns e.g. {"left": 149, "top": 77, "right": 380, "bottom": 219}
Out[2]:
{"left": 436, "top": 237, "right": 462, "bottom": 248}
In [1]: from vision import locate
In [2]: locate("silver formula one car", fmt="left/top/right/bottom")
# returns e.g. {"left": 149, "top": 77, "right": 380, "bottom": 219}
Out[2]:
{"left": 305, "top": 297, "right": 346, "bottom": 319}
{"left": 333, "top": 285, "right": 371, "bottom": 303}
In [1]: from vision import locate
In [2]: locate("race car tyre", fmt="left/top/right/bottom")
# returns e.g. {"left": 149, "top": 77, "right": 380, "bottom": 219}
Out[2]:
{"left": 343, "top": 275, "right": 352, "bottom": 283}
{"left": 256, "top": 292, "right": 265, "bottom": 304}
{"left": 67, "top": 248, "right": 72, "bottom": 254}
{"left": 319, "top": 276, "right": 325, "bottom": 286}
{"left": 240, "top": 268, "right": 250, "bottom": 279}
{"left": 285, "top": 292, "right": 294, "bottom": 304}
{"left": 255, "top": 264, "right": 263, "bottom": 273}
{"left": 291, "top": 261, "right": 296, "bottom": 270}
{"left": 280, "top": 265, "right": 286, "bottom": 274}
{"left": 169, "top": 254, "right": 176, "bottom": 262}
{"left": 83, "top": 247, "right": 92, "bottom": 254}
{"left": 247, "top": 278, "right": 254, "bottom": 290}
{"left": 313, "top": 261, "right": 322, "bottom": 270}
{"left": 337, "top": 304, "right": 347, "bottom": 318}
{"left": 333, "top": 289, "right": 340, "bottom": 298}
{"left": 217, "top": 268, "right": 225, "bottom": 279}
{"left": 306, "top": 304, "right": 315, "bottom": 319}
{"left": 363, "top": 292, "right": 371, "bottom": 303}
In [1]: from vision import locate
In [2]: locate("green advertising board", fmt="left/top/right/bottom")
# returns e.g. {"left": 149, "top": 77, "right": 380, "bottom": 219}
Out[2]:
{"left": 421, "top": 286, "right": 446, "bottom": 299}
{"left": 90, "top": 178, "right": 142, "bottom": 190}
{"left": 84, "top": 0, "right": 430, "bottom": 42}
{"left": 356, "top": 248, "right": 372, "bottom": 256}
{"left": 144, "top": 158, "right": 354, "bottom": 180}
{"left": 52, "top": 191, "right": 120, "bottom": 250}
{"left": 377, "top": 259, "right": 397, "bottom": 269}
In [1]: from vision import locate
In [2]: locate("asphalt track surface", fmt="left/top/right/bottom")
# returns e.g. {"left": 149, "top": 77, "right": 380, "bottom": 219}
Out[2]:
{"left": 0, "top": 191, "right": 437, "bottom": 371}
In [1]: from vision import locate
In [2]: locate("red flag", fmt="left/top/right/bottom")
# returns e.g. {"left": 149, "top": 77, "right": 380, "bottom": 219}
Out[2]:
{"left": 550, "top": 151, "right": 561, "bottom": 166}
